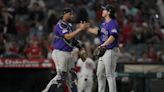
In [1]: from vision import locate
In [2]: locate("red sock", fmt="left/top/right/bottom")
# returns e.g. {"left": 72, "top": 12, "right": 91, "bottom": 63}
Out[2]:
{"left": 64, "top": 81, "right": 70, "bottom": 92}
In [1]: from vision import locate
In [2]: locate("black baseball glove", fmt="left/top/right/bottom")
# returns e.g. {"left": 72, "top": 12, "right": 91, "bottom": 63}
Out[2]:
{"left": 93, "top": 46, "right": 107, "bottom": 58}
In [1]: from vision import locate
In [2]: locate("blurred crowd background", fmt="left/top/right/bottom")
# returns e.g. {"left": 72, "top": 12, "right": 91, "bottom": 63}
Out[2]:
{"left": 0, "top": 0, "right": 164, "bottom": 62}
{"left": 1, "top": 0, "right": 164, "bottom": 92}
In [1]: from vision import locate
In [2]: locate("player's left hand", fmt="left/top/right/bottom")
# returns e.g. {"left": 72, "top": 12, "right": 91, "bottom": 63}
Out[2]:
{"left": 93, "top": 46, "right": 107, "bottom": 58}
{"left": 100, "top": 43, "right": 107, "bottom": 47}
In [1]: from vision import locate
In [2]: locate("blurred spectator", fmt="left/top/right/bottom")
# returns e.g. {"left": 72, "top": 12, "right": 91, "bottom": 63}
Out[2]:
{"left": 14, "top": 0, "right": 29, "bottom": 15}
{"left": 47, "top": 45, "right": 53, "bottom": 59}
{"left": 0, "top": 0, "right": 163, "bottom": 64}
{"left": 83, "top": 40, "right": 92, "bottom": 57}
{"left": 132, "top": 27, "right": 145, "bottom": 44}
{"left": 147, "top": 46, "right": 158, "bottom": 62}
{"left": 161, "top": 26, "right": 164, "bottom": 34}
{"left": 28, "top": 2, "right": 45, "bottom": 40}
{"left": 137, "top": 52, "right": 152, "bottom": 62}
{"left": 142, "top": 22, "right": 155, "bottom": 43}
{"left": 161, "top": 49, "right": 164, "bottom": 62}
{"left": 127, "top": 4, "right": 138, "bottom": 17}
{"left": 134, "top": 10, "right": 143, "bottom": 27}
{"left": 24, "top": 38, "right": 42, "bottom": 59}
{"left": 0, "top": 0, "right": 5, "bottom": 9}
{"left": 71, "top": 48, "right": 79, "bottom": 62}
{"left": 47, "top": 9, "right": 58, "bottom": 33}
{"left": 41, "top": 39, "right": 53, "bottom": 58}
{"left": 1, "top": 8, "right": 17, "bottom": 36}
{"left": 86, "top": 5, "right": 96, "bottom": 20}
{"left": 93, "top": 37, "right": 100, "bottom": 46}
{"left": 156, "top": 50, "right": 163, "bottom": 62}
{"left": 29, "top": 23, "right": 45, "bottom": 41}
{"left": 28, "top": 0, "right": 45, "bottom": 11}
{"left": 95, "top": 5, "right": 102, "bottom": 22}
{"left": 28, "top": 2, "right": 45, "bottom": 24}
{"left": 47, "top": 32, "right": 54, "bottom": 59}
{"left": 8, "top": 41, "right": 19, "bottom": 54}
{"left": 119, "top": 2, "right": 129, "bottom": 16}
{"left": 16, "top": 20, "right": 30, "bottom": 38}
{"left": 121, "top": 17, "right": 133, "bottom": 44}
{"left": 154, "top": 23, "right": 164, "bottom": 41}
{"left": 157, "top": 0, "right": 164, "bottom": 26}
{"left": 117, "top": 5, "right": 127, "bottom": 29}
{"left": 2, "top": 40, "right": 21, "bottom": 58}
{"left": 162, "top": 55, "right": 164, "bottom": 62}
{"left": 0, "top": 33, "right": 5, "bottom": 55}
{"left": 130, "top": 50, "right": 137, "bottom": 62}
{"left": 119, "top": 47, "right": 136, "bottom": 62}
{"left": 76, "top": 7, "right": 88, "bottom": 23}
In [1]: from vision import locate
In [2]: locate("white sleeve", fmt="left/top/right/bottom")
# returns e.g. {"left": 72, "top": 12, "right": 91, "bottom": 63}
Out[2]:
{"left": 76, "top": 59, "right": 81, "bottom": 67}
{"left": 88, "top": 58, "right": 96, "bottom": 70}
{"left": 92, "top": 60, "right": 96, "bottom": 70}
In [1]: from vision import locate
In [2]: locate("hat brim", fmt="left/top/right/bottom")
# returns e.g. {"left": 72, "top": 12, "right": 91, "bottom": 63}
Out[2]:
{"left": 63, "top": 8, "right": 74, "bottom": 14}
{"left": 101, "top": 6, "right": 107, "bottom": 10}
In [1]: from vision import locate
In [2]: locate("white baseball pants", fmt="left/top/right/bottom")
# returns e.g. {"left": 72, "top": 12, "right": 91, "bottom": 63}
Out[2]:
{"left": 97, "top": 48, "right": 119, "bottom": 92}
{"left": 42, "top": 49, "right": 74, "bottom": 92}
{"left": 77, "top": 76, "right": 93, "bottom": 92}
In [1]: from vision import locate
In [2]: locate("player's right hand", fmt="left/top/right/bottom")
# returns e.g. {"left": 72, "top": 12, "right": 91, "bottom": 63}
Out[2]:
{"left": 79, "top": 21, "right": 89, "bottom": 30}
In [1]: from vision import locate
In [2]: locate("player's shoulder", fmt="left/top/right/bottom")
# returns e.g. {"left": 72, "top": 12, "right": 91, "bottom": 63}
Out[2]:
{"left": 110, "top": 19, "right": 118, "bottom": 26}
{"left": 77, "top": 58, "right": 83, "bottom": 63}
{"left": 108, "top": 19, "right": 119, "bottom": 30}
{"left": 113, "top": 19, "right": 119, "bottom": 27}
{"left": 57, "top": 20, "right": 68, "bottom": 29}
{"left": 86, "top": 58, "right": 94, "bottom": 63}
{"left": 101, "top": 19, "right": 117, "bottom": 27}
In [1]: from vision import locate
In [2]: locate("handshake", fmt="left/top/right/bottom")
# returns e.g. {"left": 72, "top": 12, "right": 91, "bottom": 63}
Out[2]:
{"left": 77, "top": 21, "right": 106, "bottom": 59}
{"left": 76, "top": 20, "right": 99, "bottom": 36}
{"left": 76, "top": 20, "right": 104, "bottom": 60}
{"left": 76, "top": 21, "right": 90, "bottom": 31}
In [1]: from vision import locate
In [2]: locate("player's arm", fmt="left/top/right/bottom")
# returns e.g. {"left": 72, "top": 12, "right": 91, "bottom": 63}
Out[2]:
{"left": 64, "top": 28, "right": 82, "bottom": 40}
{"left": 101, "top": 36, "right": 115, "bottom": 47}
{"left": 74, "top": 59, "right": 81, "bottom": 73}
{"left": 64, "top": 21, "right": 88, "bottom": 40}
{"left": 87, "top": 27, "right": 99, "bottom": 35}
{"left": 101, "top": 29, "right": 118, "bottom": 47}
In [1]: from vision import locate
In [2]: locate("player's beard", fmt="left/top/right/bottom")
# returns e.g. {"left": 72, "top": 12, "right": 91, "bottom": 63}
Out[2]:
{"left": 67, "top": 19, "right": 73, "bottom": 23}
{"left": 67, "top": 18, "right": 75, "bottom": 23}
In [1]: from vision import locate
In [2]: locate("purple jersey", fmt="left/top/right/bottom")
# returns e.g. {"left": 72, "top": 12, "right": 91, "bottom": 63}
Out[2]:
{"left": 100, "top": 19, "right": 119, "bottom": 49}
{"left": 53, "top": 20, "right": 73, "bottom": 52}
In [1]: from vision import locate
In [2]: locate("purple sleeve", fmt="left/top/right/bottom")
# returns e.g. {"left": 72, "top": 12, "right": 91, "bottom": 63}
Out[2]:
{"left": 109, "top": 22, "right": 118, "bottom": 36}
{"left": 56, "top": 23, "right": 69, "bottom": 37}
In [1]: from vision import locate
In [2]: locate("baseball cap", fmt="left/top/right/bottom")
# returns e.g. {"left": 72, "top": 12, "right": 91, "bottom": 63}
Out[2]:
{"left": 63, "top": 8, "right": 74, "bottom": 14}
{"left": 102, "top": 4, "right": 116, "bottom": 18}
{"left": 60, "top": 8, "right": 74, "bottom": 19}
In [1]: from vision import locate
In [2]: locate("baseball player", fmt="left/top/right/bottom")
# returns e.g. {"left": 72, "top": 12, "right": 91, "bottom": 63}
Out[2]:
{"left": 87, "top": 5, "right": 120, "bottom": 92}
{"left": 42, "top": 8, "right": 88, "bottom": 92}
{"left": 75, "top": 49, "right": 96, "bottom": 92}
